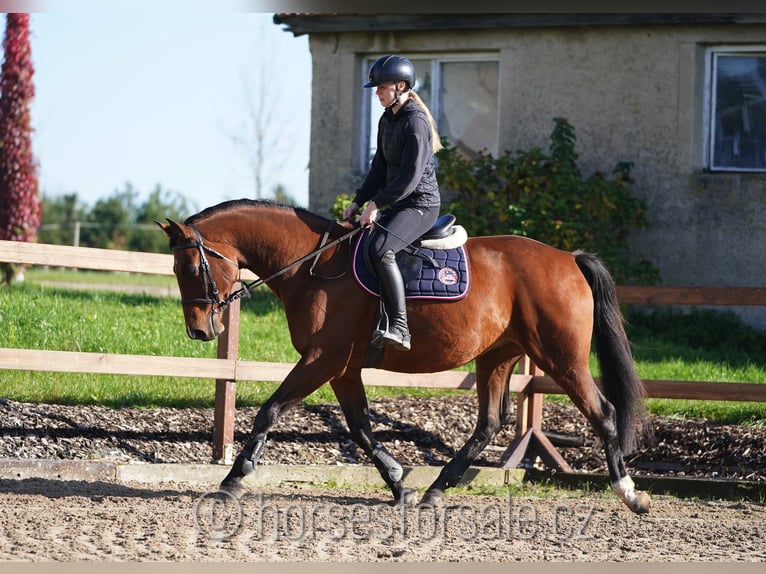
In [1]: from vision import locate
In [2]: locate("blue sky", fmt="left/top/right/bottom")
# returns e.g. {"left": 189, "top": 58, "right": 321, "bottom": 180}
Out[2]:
{"left": 9, "top": 11, "right": 312, "bottom": 212}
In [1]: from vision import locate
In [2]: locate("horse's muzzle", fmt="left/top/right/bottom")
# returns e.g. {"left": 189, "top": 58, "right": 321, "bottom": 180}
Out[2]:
{"left": 186, "top": 320, "right": 224, "bottom": 341}
{"left": 185, "top": 308, "right": 226, "bottom": 341}
{"left": 187, "top": 327, "right": 216, "bottom": 341}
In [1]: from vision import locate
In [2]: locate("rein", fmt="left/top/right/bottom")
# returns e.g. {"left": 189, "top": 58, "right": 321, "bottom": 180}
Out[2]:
{"left": 173, "top": 222, "right": 361, "bottom": 312}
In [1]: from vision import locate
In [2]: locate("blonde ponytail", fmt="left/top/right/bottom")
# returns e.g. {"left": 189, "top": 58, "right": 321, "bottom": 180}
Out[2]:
{"left": 409, "top": 90, "right": 443, "bottom": 154}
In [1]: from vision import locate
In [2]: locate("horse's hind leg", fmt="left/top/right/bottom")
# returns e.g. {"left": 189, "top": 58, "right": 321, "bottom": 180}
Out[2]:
{"left": 543, "top": 362, "right": 651, "bottom": 514}
{"left": 575, "top": 381, "right": 650, "bottom": 514}
{"left": 421, "top": 349, "right": 521, "bottom": 506}
{"left": 329, "top": 373, "right": 418, "bottom": 506}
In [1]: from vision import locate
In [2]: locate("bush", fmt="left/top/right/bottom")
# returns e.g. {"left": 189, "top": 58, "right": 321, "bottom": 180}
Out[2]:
{"left": 437, "top": 118, "right": 657, "bottom": 284}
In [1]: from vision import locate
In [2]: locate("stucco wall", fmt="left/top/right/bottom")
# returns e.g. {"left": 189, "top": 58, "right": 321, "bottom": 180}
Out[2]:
{"left": 306, "top": 24, "right": 766, "bottom": 327}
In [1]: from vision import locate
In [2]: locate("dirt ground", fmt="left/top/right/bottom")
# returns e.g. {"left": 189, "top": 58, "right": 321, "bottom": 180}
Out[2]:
{"left": 0, "top": 477, "right": 763, "bottom": 562}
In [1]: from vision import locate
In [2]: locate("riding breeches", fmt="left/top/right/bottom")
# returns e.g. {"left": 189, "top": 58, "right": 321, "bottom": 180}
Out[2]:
{"left": 367, "top": 205, "right": 440, "bottom": 260}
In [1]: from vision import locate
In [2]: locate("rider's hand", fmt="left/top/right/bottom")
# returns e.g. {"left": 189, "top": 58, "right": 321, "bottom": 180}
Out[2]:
{"left": 343, "top": 202, "right": 359, "bottom": 222}
{"left": 359, "top": 201, "right": 379, "bottom": 228}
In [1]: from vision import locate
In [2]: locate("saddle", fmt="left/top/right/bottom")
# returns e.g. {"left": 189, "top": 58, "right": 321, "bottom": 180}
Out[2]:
{"left": 418, "top": 214, "right": 466, "bottom": 247}
{"left": 352, "top": 214, "right": 471, "bottom": 301}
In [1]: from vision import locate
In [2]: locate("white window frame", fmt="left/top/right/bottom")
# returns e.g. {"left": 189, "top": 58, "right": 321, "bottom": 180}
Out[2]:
{"left": 704, "top": 45, "right": 766, "bottom": 172}
{"left": 359, "top": 52, "right": 500, "bottom": 173}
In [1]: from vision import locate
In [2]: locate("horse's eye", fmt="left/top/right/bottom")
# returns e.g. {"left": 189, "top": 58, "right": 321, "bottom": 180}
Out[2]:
{"left": 183, "top": 264, "right": 199, "bottom": 277}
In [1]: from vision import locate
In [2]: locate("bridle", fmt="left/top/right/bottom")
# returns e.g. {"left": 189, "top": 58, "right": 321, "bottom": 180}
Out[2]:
{"left": 172, "top": 222, "right": 362, "bottom": 314}
{"left": 171, "top": 224, "right": 239, "bottom": 314}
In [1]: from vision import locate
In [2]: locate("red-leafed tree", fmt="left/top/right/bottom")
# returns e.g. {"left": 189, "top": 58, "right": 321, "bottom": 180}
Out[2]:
{"left": 0, "top": 13, "right": 39, "bottom": 285}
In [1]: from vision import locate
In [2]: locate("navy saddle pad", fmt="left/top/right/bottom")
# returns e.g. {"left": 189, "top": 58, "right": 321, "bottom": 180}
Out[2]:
{"left": 351, "top": 229, "right": 470, "bottom": 301}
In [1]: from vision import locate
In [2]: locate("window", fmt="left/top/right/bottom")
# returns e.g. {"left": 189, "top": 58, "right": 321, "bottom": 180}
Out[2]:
{"left": 707, "top": 48, "right": 766, "bottom": 171}
{"left": 360, "top": 54, "right": 499, "bottom": 172}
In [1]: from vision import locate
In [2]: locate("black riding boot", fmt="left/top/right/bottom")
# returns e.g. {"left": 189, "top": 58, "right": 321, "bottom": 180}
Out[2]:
{"left": 372, "top": 250, "right": 411, "bottom": 351}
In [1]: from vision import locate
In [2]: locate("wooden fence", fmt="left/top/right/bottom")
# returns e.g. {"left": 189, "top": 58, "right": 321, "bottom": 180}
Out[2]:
{"left": 1, "top": 240, "right": 765, "bottom": 468}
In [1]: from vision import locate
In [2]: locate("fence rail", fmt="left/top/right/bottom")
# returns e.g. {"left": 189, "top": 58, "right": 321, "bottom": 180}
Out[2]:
{"left": 2, "top": 239, "right": 764, "bottom": 467}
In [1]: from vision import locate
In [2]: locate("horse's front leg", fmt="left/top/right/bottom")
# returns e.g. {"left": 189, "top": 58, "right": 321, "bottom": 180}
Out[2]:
{"left": 219, "top": 360, "right": 329, "bottom": 498}
{"left": 330, "top": 373, "right": 418, "bottom": 506}
{"left": 218, "top": 402, "right": 276, "bottom": 498}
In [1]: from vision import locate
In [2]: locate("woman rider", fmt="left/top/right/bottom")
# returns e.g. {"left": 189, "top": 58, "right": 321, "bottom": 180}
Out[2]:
{"left": 343, "top": 55, "right": 443, "bottom": 351}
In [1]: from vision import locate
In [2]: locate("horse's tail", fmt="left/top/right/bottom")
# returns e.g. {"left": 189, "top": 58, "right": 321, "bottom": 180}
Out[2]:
{"left": 574, "top": 250, "right": 649, "bottom": 453}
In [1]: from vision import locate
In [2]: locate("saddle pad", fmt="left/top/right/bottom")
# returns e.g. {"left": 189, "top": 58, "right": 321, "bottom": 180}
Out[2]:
{"left": 352, "top": 231, "right": 470, "bottom": 301}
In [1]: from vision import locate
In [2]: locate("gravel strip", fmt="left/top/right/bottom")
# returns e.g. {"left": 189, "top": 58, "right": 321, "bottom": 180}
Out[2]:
{"left": 1, "top": 396, "right": 764, "bottom": 482}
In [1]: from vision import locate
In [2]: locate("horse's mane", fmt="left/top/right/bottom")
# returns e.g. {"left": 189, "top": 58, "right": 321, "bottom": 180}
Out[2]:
{"left": 184, "top": 198, "right": 324, "bottom": 225}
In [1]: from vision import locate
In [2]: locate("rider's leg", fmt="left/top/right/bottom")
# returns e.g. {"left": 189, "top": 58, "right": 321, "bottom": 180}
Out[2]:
{"left": 372, "top": 249, "right": 410, "bottom": 351}
{"left": 368, "top": 205, "right": 439, "bottom": 351}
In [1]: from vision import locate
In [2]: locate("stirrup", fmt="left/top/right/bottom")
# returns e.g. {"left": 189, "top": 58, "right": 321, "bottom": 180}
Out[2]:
{"left": 372, "top": 299, "right": 411, "bottom": 351}
{"left": 372, "top": 324, "right": 411, "bottom": 351}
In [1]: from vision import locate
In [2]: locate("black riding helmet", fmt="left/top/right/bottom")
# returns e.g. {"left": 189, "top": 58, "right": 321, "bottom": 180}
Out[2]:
{"left": 363, "top": 55, "right": 416, "bottom": 90}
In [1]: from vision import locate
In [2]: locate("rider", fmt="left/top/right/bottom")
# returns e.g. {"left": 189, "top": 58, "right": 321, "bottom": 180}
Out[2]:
{"left": 343, "top": 55, "right": 443, "bottom": 351}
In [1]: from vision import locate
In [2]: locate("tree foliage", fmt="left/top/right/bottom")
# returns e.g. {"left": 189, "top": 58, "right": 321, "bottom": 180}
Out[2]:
{"left": 40, "top": 183, "right": 196, "bottom": 253}
{"left": 39, "top": 193, "right": 83, "bottom": 245}
{"left": 0, "top": 14, "right": 40, "bottom": 283}
{"left": 437, "top": 118, "right": 658, "bottom": 284}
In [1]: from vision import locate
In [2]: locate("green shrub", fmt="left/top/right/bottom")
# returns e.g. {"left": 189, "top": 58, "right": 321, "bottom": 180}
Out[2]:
{"left": 437, "top": 118, "right": 657, "bottom": 284}
{"left": 329, "top": 193, "right": 354, "bottom": 220}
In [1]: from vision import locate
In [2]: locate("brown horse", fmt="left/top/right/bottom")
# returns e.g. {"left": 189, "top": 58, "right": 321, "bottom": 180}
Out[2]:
{"left": 157, "top": 199, "right": 651, "bottom": 514}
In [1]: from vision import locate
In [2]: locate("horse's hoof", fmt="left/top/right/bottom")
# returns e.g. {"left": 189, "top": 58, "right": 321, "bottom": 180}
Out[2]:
{"left": 392, "top": 488, "right": 418, "bottom": 507}
{"left": 628, "top": 490, "right": 651, "bottom": 514}
{"left": 419, "top": 490, "right": 444, "bottom": 507}
{"left": 219, "top": 481, "right": 247, "bottom": 500}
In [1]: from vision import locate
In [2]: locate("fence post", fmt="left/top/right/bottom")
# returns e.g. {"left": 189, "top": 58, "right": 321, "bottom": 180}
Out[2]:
{"left": 514, "top": 355, "right": 543, "bottom": 436}
{"left": 212, "top": 285, "right": 240, "bottom": 464}
{"left": 499, "top": 356, "right": 572, "bottom": 472}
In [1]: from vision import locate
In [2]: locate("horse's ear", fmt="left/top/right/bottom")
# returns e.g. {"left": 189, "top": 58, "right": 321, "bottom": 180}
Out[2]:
{"left": 154, "top": 219, "right": 170, "bottom": 236}
{"left": 155, "top": 218, "right": 185, "bottom": 238}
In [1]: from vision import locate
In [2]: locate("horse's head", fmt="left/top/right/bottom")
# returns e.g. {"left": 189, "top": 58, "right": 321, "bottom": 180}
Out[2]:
{"left": 156, "top": 218, "right": 241, "bottom": 341}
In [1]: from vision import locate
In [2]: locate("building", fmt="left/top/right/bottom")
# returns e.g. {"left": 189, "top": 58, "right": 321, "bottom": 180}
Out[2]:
{"left": 275, "top": 13, "right": 766, "bottom": 327}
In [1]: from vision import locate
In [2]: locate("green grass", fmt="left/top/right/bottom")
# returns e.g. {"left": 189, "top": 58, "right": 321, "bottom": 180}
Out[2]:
{"left": 1, "top": 273, "right": 765, "bottom": 423}
{"left": 0, "top": 277, "right": 466, "bottom": 408}
{"left": 1, "top": 277, "right": 287, "bottom": 407}
{"left": 24, "top": 267, "right": 178, "bottom": 288}
{"left": 624, "top": 308, "right": 766, "bottom": 423}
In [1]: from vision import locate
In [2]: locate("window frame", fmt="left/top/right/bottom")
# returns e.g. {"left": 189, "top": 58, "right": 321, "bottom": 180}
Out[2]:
{"left": 359, "top": 52, "right": 500, "bottom": 174}
{"left": 704, "top": 45, "right": 766, "bottom": 173}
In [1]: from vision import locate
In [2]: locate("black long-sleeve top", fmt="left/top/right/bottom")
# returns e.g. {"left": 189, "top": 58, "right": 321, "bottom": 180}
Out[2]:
{"left": 354, "top": 98, "right": 441, "bottom": 210}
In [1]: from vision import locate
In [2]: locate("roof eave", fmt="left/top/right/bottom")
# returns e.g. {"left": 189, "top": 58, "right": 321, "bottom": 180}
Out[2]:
{"left": 273, "top": 13, "right": 766, "bottom": 37}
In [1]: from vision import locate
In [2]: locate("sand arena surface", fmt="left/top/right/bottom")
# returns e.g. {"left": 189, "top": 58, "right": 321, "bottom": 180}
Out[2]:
{"left": 0, "top": 478, "right": 764, "bottom": 562}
